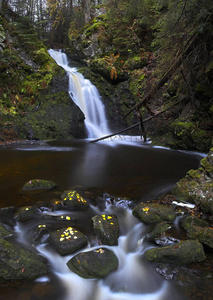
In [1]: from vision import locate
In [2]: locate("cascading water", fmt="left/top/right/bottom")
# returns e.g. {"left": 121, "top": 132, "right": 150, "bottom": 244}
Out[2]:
{"left": 14, "top": 202, "right": 183, "bottom": 300}
{"left": 48, "top": 49, "right": 110, "bottom": 139}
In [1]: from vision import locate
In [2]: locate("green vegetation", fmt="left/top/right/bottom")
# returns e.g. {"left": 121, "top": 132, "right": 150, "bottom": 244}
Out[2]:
{"left": 0, "top": 0, "right": 212, "bottom": 150}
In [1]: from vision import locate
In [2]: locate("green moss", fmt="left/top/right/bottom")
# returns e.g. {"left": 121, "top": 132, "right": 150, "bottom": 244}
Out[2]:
{"left": 200, "top": 157, "right": 213, "bottom": 174}
{"left": 84, "top": 17, "right": 107, "bottom": 38}
{"left": 186, "top": 169, "right": 202, "bottom": 180}
{"left": 22, "top": 179, "right": 56, "bottom": 191}
{"left": 171, "top": 121, "right": 212, "bottom": 152}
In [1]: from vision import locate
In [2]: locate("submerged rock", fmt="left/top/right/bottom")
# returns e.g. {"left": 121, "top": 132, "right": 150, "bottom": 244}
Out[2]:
{"left": 0, "top": 238, "right": 48, "bottom": 281}
{"left": 181, "top": 216, "right": 213, "bottom": 248}
{"left": 173, "top": 148, "right": 213, "bottom": 214}
{"left": 67, "top": 247, "right": 119, "bottom": 279}
{"left": 133, "top": 203, "right": 176, "bottom": 224}
{"left": 48, "top": 227, "right": 87, "bottom": 255}
{"left": 144, "top": 240, "right": 206, "bottom": 265}
{"left": 22, "top": 179, "right": 56, "bottom": 191}
{"left": 92, "top": 214, "right": 119, "bottom": 245}
{"left": 61, "top": 190, "right": 89, "bottom": 210}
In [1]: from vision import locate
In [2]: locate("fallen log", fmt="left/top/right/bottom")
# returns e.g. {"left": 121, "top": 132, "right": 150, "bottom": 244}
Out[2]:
{"left": 90, "top": 98, "right": 183, "bottom": 143}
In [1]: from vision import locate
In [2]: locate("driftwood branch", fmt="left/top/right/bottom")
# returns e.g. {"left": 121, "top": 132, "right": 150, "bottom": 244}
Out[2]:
{"left": 90, "top": 99, "right": 183, "bottom": 143}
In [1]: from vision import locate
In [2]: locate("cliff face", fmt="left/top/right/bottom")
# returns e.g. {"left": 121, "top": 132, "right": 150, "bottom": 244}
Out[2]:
{"left": 0, "top": 6, "right": 85, "bottom": 142}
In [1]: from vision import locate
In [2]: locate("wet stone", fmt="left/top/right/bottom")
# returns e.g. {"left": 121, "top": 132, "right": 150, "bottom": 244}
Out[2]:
{"left": 92, "top": 214, "right": 119, "bottom": 246}
{"left": 0, "top": 223, "right": 12, "bottom": 239}
{"left": 33, "top": 215, "right": 76, "bottom": 245}
{"left": 47, "top": 227, "right": 87, "bottom": 256}
{"left": 67, "top": 247, "right": 119, "bottom": 279}
{"left": 22, "top": 179, "right": 56, "bottom": 191}
{"left": 0, "top": 238, "right": 48, "bottom": 281}
{"left": 146, "top": 222, "right": 172, "bottom": 242}
{"left": 181, "top": 216, "right": 213, "bottom": 248}
{"left": 61, "top": 190, "right": 89, "bottom": 210}
{"left": 144, "top": 239, "right": 206, "bottom": 265}
{"left": 133, "top": 203, "right": 176, "bottom": 224}
{"left": 14, "top": 206, "right": 38, "bottom": 222}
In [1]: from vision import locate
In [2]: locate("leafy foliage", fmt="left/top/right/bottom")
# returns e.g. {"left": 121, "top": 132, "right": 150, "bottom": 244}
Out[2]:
{"left": 103, "top": 54, "right": 120, "bottom": 80}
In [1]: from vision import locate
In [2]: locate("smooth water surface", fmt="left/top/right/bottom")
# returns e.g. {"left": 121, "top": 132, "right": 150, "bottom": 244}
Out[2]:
{"left": 0, "top": 140, "right": 202, "bottom": 208}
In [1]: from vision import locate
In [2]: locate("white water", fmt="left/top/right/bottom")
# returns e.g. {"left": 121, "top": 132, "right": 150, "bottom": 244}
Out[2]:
{"left": 14, "top": 201, "right": 184, "bottom": 300}
{"left": 48, "top": 49, "right": 110, "bottom": 138}
{"left": 34, "top": 206, "right": 175, "bottom": 300}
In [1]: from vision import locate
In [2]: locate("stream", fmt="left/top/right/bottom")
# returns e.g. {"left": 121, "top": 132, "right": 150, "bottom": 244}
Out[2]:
{"left": 0, "top": 139, "right": 205, "bottom": 300}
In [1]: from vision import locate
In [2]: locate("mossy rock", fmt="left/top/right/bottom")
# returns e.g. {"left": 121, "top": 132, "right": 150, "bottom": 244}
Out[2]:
{"left": 144, "top": 240, "right": 206, "bottom": 265}
{"left": 0, "top": 238, "right": 48, "bottom": 281}
{"left": 173, "top": 148, "right": 213, "bottom": 214}
{"left": 67, "top": 247, "right": 118, "bottom": 279}
{"left": 90, "top": 58, "right": 128, "bottom": 83}
{"left": 92, "top": 214, "right": 119, "bottom": 246}
{"left": 14, "top": 206, "right": 38, "bottom": 221}
{"left": 48, "top": 227, "right": 87, "bottom": 256}
{"left": 171, "top": 122, "right": 212, "bottom": 152}
{"left": 132, "top": 203, "right": 176, "bottom": 224}
{"left": 61, "top": 190, "right": 89, "bottom": 210}
{"left": 181, "top": 216, "right": 213, "bottom": 248}
{"left": 22, "top": 179, "right": 56, "bottom": 191}
{"left": 146, "top": 222, "right": 172, "bottom": 242}
{"left": 32, "top": 215, "right": 76, "bottom": 245}
{"left": 0, "top": 224, "right": 11, "bottom": 238}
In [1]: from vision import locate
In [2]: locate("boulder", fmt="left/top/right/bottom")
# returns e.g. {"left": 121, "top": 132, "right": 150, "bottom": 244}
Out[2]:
{"left": 33, "top": 215, "right": 76, "bottom": 245}
{"left": 67, "top": 247, "right": 119, "bottom": 279}
{"left": 132, "top": 203, "right": 176, "bottom": 224}
{"left": 61, "top": 190, "right": 89, "bottom": 210}
{"left": 47, "top": 227, "right": 87, "bottom": 255}
{"left": 181, "top": 216, "right": 213, "bottom": 248}
{"left": 22, "top": 179, "right": 56, "bottom": 191}
{"left": 92, "top": 214, "right": 119, "bottom": 245}
{"left": 0, "top": 238, "right": 48, "bottom": 281}
{"left": 14, "top": 206, "right": 38, "bottom": 221}
{"left": 173, "top": 148, "right": 213, "bottom": 214}
{"left": 144, "top": 240, "right": 206, "bottom": 265}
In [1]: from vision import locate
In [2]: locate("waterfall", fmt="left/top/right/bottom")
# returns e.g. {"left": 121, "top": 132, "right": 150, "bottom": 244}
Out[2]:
{"left": 48, "top": 49, "right": 110, "bottom": 139}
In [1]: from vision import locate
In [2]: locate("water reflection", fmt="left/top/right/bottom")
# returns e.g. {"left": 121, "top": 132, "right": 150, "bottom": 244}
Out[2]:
{"left": 0, "top": 140, "right": 202, "bottom": 207}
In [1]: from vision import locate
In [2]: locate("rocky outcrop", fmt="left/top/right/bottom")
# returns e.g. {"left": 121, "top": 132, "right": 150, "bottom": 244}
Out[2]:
{"left": 67, "top": 248, "right": 119, "bottom": 279}
{"left": 173, "top": 148, "right": 213, "bottom": 214}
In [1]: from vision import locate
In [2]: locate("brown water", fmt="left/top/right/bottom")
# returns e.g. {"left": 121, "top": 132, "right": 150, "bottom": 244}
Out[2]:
{"left": 0, "top": 140, "right": 202, "bottom": 207}
{"left": 0, "top": 140, "right": 207, "bottom": 300}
